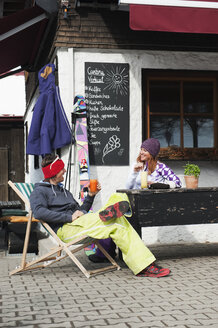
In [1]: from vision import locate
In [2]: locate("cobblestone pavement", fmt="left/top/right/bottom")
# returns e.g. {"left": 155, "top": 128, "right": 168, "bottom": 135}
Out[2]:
{"left": 1, "top": 243, "right": 218, "bottom": 328}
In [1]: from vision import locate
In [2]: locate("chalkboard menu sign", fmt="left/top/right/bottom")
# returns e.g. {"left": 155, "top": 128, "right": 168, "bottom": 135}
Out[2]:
{"left": 85, "top": 62, "right": 129, "bottom": 165}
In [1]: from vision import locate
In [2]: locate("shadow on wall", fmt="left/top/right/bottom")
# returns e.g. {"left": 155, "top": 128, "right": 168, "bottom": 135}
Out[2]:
{"left": 149, "top": 243, "right": 218, "bottom": 260}
{"left": 143, "top": 225, "right": 199, "bottom": 246}
{"left": 143, "top": 222, "right": 218, "bottom": 246}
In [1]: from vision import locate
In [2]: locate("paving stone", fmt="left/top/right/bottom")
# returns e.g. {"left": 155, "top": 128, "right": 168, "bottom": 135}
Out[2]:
{"left": 62, "top": 304, "right": 80, "bottom": 311}
{"left": 86, "top": 313, "right": 120, "bottom": 320}
{"left": 0, "top": 323, "right": 17, "bottom": 327}
{"left": 108, "top": 317, "right": 142, "bottom": 324}
{"left": 38, "top": 323, "right": 73, "bottom": 328}
{"left": 162, "top": 319, "right": 202, "bottom": 326}
{"left": 3, "top": 315, "right": 35, "bottom": 323}
{"left": 52, "top": 317, "right": 75, "bottom": 324}
{"left": 17, "top": 319, "right": 52, "bottom": 325}
{"left": 130, "top": 321, "right": 166, "bottom": 327}
{"left": 94, "top": 325, "right": 128, "bottom": 328}
{"left": 165, "top": 326, "right": 187, "bottom": 328}
{"left": 73, "top": 319, "right": 107, "bottom": 327}
{"left": 190, "top": 326, "right": 218, "bottom": 328}
{"left": 1, "top": 243, "right": 218, "bottom": 328}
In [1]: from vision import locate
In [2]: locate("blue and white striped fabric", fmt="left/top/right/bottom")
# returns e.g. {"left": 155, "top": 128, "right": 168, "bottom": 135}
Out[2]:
{"left": 15, "top": 183, "right": 34, "bottom": 199}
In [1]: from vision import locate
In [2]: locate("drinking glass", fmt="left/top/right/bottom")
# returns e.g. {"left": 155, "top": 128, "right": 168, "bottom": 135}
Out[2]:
{"left": 141, "top": 171, "right": 148, "bottom": 189}
{"left": 90, "top": 179, "right": 97, "bottom": 192}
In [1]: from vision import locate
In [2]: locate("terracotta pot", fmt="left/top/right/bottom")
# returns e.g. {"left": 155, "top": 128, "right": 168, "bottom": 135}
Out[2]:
{"left": 184, "top": 176, "right": 199, "bottom": 189}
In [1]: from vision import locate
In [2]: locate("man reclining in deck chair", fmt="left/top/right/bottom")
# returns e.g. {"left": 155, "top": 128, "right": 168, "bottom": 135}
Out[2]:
{"left": 30, "top": 154, "right": 171, "bottom": 278}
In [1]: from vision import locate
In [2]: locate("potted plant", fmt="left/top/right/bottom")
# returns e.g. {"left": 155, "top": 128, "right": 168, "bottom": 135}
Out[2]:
{"left": 184, "top": 162, "right": 200, "bottom": 189}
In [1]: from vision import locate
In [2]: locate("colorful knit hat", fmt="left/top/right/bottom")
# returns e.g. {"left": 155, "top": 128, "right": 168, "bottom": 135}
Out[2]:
{"left": 141, "top": 138, "right": 160, "bottom": 158}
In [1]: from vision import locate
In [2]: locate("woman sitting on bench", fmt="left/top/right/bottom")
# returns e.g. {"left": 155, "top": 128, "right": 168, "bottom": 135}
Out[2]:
{"left": 92, "top": 138, "right": 182, "bottom": 264}
{"left": 126, "top": 138, "right": 182, "bottom": 189}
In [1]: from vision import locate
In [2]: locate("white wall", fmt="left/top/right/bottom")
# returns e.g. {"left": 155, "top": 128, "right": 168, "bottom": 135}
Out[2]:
{"left": 26, "top": 47, "right": 218, "bottom": 245}
{"left": 0, "top": 73, "right": 26, "bottom": 115}
{"left": 24, "top": 90, "right": 42, "bottom": 184}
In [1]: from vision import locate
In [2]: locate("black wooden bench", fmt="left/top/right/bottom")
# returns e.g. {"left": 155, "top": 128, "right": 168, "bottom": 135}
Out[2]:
{"left": 116, "top": 188, "right": 218, "bottom": 237}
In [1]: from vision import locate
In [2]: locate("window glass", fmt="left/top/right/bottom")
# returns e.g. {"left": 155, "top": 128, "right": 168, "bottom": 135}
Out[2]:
{"left": 147, "top": 78, "right": 215, "bottom": 153}
{"left": 183, "top": 82, "right": 213, "bottom": 113}
{"left": 184, "top": 118, "right": 214, "bottom": 147}
{"left": 150, "top": 81, "right": 180, "bottom": 113}
{"left": 150, "top": 116, "right": 180, "bottom": 147}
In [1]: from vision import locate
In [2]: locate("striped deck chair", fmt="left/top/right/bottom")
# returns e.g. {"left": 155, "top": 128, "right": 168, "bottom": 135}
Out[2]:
{"left": 8, "top": 180, "right": 120, "bottom": 278}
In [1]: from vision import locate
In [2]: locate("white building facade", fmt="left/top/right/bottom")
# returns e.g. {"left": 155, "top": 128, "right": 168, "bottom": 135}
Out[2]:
{"left": 25, "top": 47, "right": 218, "bottom": 246}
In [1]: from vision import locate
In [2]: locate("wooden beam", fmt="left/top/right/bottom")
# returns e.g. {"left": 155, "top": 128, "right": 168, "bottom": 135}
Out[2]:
{"left": 0, "top": 0, "right": 3, "bottom": 18}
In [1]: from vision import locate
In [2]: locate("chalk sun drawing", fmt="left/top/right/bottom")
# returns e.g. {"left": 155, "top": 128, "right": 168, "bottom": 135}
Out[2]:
{"left": 103, "top": 65, "right": 128, "bottom": 96}
{"left": 102, "top": 135, "right": 121, "bottom": 163}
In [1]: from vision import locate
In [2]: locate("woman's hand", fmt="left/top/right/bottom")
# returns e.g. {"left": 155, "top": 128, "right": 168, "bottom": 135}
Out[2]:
{"left": 88, "top": 181, "right": 101, "bottom": 197}
{"left": 134, "top": 163, "right": 144, "bottom": 172}
{"left": 72, "top": 210, "right": 84, "bottom": 222}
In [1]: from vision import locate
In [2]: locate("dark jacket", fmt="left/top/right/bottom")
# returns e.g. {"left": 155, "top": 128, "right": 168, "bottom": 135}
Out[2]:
{"left": 30, "top": 182, "right": 94, "bottom": 232}
{"left": 26, "top": 63, "right": 72, "bottom": 155}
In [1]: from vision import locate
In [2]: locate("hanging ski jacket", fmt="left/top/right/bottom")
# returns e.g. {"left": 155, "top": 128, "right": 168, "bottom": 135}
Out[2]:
{"left": 26, "top": 63, "right": 72, "bottom": 155}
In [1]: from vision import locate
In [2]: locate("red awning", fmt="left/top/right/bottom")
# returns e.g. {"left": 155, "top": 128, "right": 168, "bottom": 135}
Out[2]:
{"left": 0, "top": 6, "right": 49, "bottom": 75}
{"left": 127, "top": 1, "right": 218, "bottom": 34}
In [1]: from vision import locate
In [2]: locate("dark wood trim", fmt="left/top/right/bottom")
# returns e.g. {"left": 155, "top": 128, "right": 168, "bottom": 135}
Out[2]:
{"left": 25, "top": 122, "right": 29, "bottom": 174}
{"left": 180, "top": 81, "right": 184, "bottom": 149}
{"left": 158, "top": 147, "right": 218, "bottom": 160}
{"left": 142, "top": 69, "right": 218, "bottom": 160}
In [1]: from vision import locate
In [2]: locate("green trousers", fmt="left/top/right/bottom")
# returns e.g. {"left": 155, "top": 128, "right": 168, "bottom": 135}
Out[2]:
{"left": 57, "top": 193, "right": 156, "bottom": 275}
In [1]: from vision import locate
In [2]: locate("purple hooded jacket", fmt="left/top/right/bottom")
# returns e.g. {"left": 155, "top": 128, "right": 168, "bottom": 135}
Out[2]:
{"left": 26, "top": 63, "right": 72, "bottom": 155}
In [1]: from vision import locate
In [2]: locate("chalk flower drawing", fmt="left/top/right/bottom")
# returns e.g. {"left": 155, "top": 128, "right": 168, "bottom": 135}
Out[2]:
{"left": 103, "top": 65, "right": 128, "bottom": 96}
{"left": 102, "top": 135, "right": 121, "bottom": 163}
